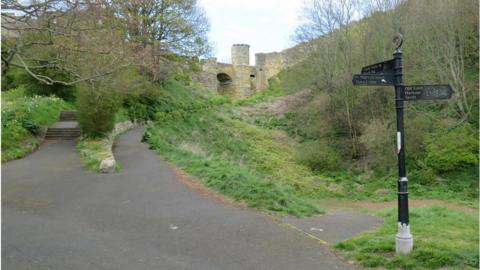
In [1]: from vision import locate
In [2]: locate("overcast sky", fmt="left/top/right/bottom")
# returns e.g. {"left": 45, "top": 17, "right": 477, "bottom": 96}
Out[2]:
{"left": 199, "top": 0, "right": 304, "bottom": 65}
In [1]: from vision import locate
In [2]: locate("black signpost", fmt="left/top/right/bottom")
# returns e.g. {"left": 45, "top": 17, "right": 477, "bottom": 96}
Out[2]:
{"left": 352, "top": 38, "right": 453, "bottom": 255}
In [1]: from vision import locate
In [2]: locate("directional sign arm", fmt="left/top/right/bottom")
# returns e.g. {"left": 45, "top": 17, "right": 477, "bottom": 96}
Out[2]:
{"left": 402, "top": 84, "right": 453, "bottom": 101}
{"left": 361, "top": 59, "right": 395, "bottom": 75}
{"left": 352, "top": 74, "right": 395, "bottom": 86}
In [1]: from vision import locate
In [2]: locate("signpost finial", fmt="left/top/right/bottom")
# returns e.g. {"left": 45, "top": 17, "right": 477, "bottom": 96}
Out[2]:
{"left": 393, "top": 33, "right": 403, "bottom": 50}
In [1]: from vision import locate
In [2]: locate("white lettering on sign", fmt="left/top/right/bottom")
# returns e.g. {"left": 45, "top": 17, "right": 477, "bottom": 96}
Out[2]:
{"left": 397, "top": 132, "right": 401, "bottom": 154}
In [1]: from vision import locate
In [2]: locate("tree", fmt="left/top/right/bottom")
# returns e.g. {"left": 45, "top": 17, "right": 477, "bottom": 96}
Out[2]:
{"left": 1, "top": 0, "right": 133, "bottom": 85}
{"left": 109, "top": 0, "right": 211, "bottom": 81}
{"left": 294, "top": 0, "right": 363, "bottom": 157}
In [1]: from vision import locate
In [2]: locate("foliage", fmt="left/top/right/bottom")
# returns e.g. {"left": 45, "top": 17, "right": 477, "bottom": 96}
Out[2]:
{"left": 360, "top": 119, "right": 396, "bottom": 175}
{"left": 2, "top": 66, "right": 76, "bottom": 101}
{"left": 1, "top": 87, "right": 70, "bottom": 162}
{"left": 1, "top": 67, "right": 25, "bottom": 91}
{"left": 77, "top": 138, "right": 112, "bottom": 172}
{"left": 110, "top": 0, "right": 211, "bottom": 81}
{"left": 235, "top": 78, "right": 285, "bottom": 105}
{"left": 335, "top": 206, "right": 479, "bottom": 269}
{"left": 425, "top": 125, "right": 478, "bottom": 173}
{"left": 296, "top": 139, "right": 344, "bottom": 172}
{"left": 2, "top": 1, "right": 133, "bottom": 87}
{"left": 111, "top": 0, "right": 211, "bottom": 57}
{"left": 266, "top": 0, "right": 479, "bottom": 188}
{"left": 20, "top": 66, "right": 76, "bottom": 101}
{"left": 76, "top": 83, "right": 121, "bottom": 138}
{"left": 144, "top": 115, "right": 321, "bottom": 216}
{"left": 76, "top": 109, "right": 131, "bottom": 172}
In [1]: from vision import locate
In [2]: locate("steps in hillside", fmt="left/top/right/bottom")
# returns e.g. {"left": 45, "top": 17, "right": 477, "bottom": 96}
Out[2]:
{"left": 45, "top": 128, "right": 81, "bottom": 140}
{"left": 45, "top": 111, "right": 81, "bottom": 140}
{"left": 59, "top": 110, "right": 78, "bottom": 121}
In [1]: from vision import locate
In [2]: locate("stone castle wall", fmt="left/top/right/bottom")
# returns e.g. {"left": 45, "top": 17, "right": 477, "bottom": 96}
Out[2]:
{"left": 231, "top": 44, "right": 250, "bottom": 66}
{"left": 196, "top": 42, "right": 310, "bottom": 98}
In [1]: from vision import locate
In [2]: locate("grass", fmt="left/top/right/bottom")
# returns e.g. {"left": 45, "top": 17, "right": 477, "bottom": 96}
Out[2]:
{"left": 144, "top": 111, "right": 321, "bottom": 216}
{"left": 142, "top": 80, "right": 477, "bottom": 268}
{"left": 76, "top": 109, "right": 131, "bottom": 172}
{"left": 1, "top": 86, "right": 72, "bottom": 162}
{"left": 75, "top": 79, "right": 230, "bottom": 173}
{"left": 144, "top": 79, "right": 478, "bottom": 213}
{"left": 335, "top": 206, "right": 479, "bottom": 269}
{"left": 76, "top": 137, "right": 113, "bottom": 172}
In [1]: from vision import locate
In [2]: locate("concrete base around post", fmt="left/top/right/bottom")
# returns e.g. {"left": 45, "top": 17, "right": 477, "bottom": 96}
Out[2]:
{"left": 396, "top": 222, "right": 413, "bottom": 254}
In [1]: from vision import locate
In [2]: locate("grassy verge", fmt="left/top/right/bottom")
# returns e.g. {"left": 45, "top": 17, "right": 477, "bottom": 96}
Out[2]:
{"left": 76, "top": 109, "right": 129, "bottom": 172}
{"left": 1, "top": 87, "right": 72, "bottom": 162}
{"left": 145, "top": 112, "right": 321, "bottom": 216}
{"left": 335, "top": 206, "right": 479, "bottom": 269}
{"left": 76, "top": 137, "right": 113, "bottom": 172}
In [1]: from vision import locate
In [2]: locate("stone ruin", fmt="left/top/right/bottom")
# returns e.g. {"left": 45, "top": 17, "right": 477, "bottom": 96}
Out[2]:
{"left": 197, "top": 43, "right": 308, "bottom": 98}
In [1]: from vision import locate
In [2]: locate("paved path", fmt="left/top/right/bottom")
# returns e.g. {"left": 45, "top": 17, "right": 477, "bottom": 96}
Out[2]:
{"left": 2, "top": 128, "right": 369, "bottom": 270}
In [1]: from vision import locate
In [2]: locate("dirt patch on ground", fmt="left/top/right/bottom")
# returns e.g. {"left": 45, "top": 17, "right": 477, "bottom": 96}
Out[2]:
{"left": 318, "top": 198, "right": 477, "bottom": 214}
{"left": 240, "top": 89, "right": 312, "bottom": 117}
{"left": 168, "top": 163, "right": 250, "bottom": 211}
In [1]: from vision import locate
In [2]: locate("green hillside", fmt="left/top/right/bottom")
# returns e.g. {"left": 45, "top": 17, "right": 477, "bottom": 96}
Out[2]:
{"left": 142, "top": 1, "right": 478, "bottom": 268}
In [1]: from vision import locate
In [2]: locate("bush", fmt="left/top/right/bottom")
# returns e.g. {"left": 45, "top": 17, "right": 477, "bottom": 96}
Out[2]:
{"left": 120, "top": 71, "right": 161, "bottom": 122}
{"left": 1, "top": 88, "right": 69, "bottom": 161}
{"left": 296, "top": 139, "right": 343, "bottom": 172}
{"left": 19, "top": 67, "right": 76, "bottom": 101}
{"left": 425, "top": 125, "right": 478, "bottom": 172}
{"left": 1, "top": 67, "right": 25, "bottom": 91}
{"left": 360, "top": 120, "right": 396, "bottom": 175}
{"left": 76, "top": 83, "right": 120, "bottom": 137}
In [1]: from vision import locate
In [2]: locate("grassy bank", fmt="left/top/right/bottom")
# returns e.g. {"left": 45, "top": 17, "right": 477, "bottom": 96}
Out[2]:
{"left": 143, "top": 79, "right": 477, "bottom": 268}
{"left": 1, "top": 87, "right": 71, "bottom": 162}
{"left": 335, "top": 206, "right": 479, "bottom": 269}
{"left": 145, "top": 112, "right": 321, "bottom": 216}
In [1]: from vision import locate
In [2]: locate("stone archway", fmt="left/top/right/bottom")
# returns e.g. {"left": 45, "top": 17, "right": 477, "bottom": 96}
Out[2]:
{"left": 216, "top": 73, "right": 235, "bottom": 96}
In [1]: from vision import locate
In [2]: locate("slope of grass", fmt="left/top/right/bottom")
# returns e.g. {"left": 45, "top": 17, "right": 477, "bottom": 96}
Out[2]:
{"left": 335, "top": 206, "right": 479, "bottom": 269}
{"left": 143, "top": 80, "right": 477, "bottom": 268}
{"left": 1, "top": 87, "right": 72, "bottom": 162}
{"left": 145, "top": 111, "right": 321, "bottom": 216}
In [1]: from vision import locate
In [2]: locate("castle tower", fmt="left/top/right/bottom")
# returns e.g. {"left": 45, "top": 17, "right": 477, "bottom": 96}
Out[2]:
{"left": 231, "top": 44, "right": 250, "bottom": 66}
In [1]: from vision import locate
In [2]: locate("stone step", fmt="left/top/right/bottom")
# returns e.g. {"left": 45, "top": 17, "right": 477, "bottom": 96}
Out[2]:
{"left": 45, "top": 132, "right": 81, "bottom": 136}
{"left": 59, "top": 110, "right": 78, "bottom": 121}
{"left": 45, "top": 124, "right": 81, "bottom": 140}
{"left": 45, "top": 129, "right": 81, "bottom": 133}
{"left": 45, "top": 137, "right": 79, "bottom": 140}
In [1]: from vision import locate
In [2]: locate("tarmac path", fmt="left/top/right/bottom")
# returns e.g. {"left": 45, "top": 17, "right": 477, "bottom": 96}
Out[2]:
{"left": 2, "top": 128, "right": 378, "bottom": 270}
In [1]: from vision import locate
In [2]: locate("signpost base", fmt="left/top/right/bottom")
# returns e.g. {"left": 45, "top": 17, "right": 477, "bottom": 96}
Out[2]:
{"left": 395, "top": 223, "right": 413, "bottom": 254}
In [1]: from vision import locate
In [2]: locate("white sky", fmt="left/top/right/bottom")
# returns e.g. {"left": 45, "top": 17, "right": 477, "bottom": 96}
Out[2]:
{"left": 200, "top": 0, "right": 304, "bottom": 65}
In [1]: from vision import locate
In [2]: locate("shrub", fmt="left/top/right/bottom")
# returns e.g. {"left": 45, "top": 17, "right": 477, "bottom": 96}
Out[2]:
{"left": 76, "top": 83, "right": 121, "bottom": 137}
{"left": 296, "top": 139, "right": 343, "bottom": 172}
{"left": 425, "top": 125, "right": 478, "bottom": 172}
{"left": 20, "top": 67, "right": 76, "bottom": 101}
{"left": 360, "top": 120, "right": 396, "bottom": 175}
{"left": 1, "top": 89, "right": 69, "bottom": 161}
{"left": 121, "top": 73, "right": 161, "bottom": 122}
{"left": 1, "top": 67, "right": 25, "bottom": 91}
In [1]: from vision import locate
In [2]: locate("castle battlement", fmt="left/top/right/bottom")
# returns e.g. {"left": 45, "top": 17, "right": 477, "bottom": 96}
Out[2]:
{"left": 197, "top": 43, "right": 309, "bottom": 98}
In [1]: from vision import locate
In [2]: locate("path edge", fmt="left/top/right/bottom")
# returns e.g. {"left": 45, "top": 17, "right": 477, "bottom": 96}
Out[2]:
{"left": 99, "top": 121, "right": 142, "bottom": 173}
